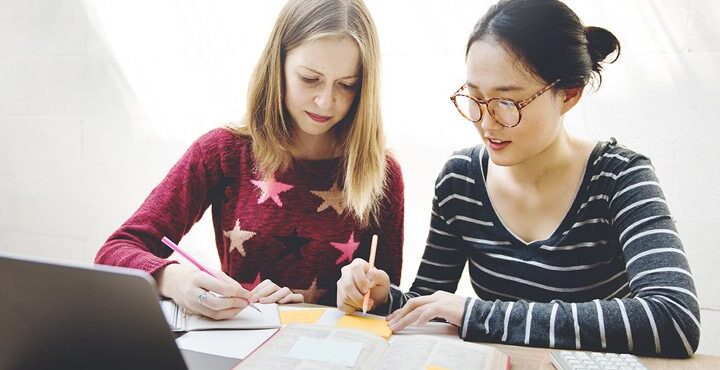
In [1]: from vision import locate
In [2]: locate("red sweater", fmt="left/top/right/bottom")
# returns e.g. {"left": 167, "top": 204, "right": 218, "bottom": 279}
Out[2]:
{"left": 95, "top": 128, "right": 404, "bottom": 305}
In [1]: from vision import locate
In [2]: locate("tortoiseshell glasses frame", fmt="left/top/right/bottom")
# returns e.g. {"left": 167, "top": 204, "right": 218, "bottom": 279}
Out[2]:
{"left": 450, "top": 79, "right": 561, "bottom": 128}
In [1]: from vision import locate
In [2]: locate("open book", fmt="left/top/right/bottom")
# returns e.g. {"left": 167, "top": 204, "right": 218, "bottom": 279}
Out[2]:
{"left": 160, "top": 300, "right": 281, "bottom": 331}
{"left": 236, "top": 324, "right": 509, "bottom": 370}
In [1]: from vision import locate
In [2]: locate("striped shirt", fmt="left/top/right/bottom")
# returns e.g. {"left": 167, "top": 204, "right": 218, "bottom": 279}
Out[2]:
{"left": 387, "top": 139, "right": 700, "bottom": 358}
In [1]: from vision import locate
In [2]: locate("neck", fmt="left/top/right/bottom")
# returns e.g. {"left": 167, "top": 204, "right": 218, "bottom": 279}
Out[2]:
{"left": 505, "top": 128, "right": 577, "bottom": 189}
{"left": 293, "top": 130, "right": 336, "bottom": 161}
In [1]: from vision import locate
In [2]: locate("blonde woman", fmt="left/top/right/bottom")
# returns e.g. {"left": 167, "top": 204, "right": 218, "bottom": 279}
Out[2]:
{"left": 96, "top": 0, "right": 404, "bottom": 321}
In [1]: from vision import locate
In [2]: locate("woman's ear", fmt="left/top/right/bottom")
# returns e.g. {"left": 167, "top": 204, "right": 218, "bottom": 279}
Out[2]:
{"left": 560, "top": 87, "right": 583, "bottom": 114}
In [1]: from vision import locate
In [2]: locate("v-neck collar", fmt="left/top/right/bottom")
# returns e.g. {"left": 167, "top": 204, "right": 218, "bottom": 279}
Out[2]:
{"left": 476, "top": 142, "right": 604, "bottom": 246}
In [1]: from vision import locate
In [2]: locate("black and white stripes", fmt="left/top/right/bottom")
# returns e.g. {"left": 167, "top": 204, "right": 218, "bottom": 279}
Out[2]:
{"left": 388, "top": 139, "right": 700, "bottom": 358}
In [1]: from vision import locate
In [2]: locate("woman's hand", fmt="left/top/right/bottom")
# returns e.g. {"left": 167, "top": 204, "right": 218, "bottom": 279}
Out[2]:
{"left": 386, "top": 291, "right": 466, "bottom": 332}
{"left": 156, "top": 263, "right": 252, "bottom": 320}
{"left": 336, "top": 258, "right": 391, "bottom": 314}
{"left": 250, "top": 279, "right": 304, "bottom": 304}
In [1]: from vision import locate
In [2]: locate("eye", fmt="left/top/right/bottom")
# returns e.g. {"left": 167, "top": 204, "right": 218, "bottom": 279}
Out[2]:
{"left": 339, "top": 83, "right": 356, "bottom": 91}
{"left": 299, "top": 75, "right": 319, "bottom": 84}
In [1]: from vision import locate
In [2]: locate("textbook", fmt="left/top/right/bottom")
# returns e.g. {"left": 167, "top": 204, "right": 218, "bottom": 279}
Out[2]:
{"left": 160, "top": 300, "right": 281, "bottom": 331}
{"left": 236, "top": 324, "right": 510, "bottom": 370}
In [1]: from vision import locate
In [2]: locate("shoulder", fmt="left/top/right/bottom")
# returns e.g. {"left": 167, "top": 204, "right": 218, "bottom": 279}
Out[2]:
{"left": 436, "top": 145, "right": 483, "bottom": 182}
{"left": 384, "top": 152, "right": 404, "bottom": 185}
{"left": 193, "top": 127, "right": 254, "bottom": 175}
{"left": 592, "top": 138, "right": 655, "bottom": 178}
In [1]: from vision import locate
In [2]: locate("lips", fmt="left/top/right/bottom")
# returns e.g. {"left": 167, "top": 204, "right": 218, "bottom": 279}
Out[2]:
{"left": 306, "top": 111, "right": 331, "bottom": 123}
{"left": 486, "top": 137, "right": 511, "bottom": 151}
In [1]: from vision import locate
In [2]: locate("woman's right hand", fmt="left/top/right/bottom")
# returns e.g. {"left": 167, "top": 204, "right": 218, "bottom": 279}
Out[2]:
{"left": 156, "top": 263, "right": 252, "bottom": 320}
{"left": 336, "top": 258, "right": 391, "bottom": 314}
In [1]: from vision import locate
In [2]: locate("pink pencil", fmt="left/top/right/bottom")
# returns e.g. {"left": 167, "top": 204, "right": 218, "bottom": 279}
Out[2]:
{"left": 161, "top": 236, "right": 261, "bottom": 312}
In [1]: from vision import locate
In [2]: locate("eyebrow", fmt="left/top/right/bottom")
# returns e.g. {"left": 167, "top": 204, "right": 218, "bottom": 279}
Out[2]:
{"left": 300, "top": 66, "right": 359, "bottom": 80}
{"left": 466, "top": 81, "right": 523, "bottom": 92}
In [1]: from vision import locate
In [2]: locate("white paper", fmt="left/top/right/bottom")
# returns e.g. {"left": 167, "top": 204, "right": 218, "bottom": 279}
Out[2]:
{"left": 176, "top": 329, "right": 277, "bottom": 359}
{"left": 286, "top": 336, "right": 363, "bottom": 367}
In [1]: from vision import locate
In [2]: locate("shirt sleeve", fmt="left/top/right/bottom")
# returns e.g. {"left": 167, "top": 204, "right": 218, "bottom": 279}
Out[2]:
{"left": 459, "top": 156, "right": 700, "bottom": 358}
{"left": 385, "top": 159, "right": 468, "bottom": 315}
{"left": 94, "top": 138, "right": 215, "bottom": 276}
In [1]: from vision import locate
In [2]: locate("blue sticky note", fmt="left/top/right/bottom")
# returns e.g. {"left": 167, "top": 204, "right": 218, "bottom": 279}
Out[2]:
{"left": 286, "top": 336, "right": 363, "bottom": 367}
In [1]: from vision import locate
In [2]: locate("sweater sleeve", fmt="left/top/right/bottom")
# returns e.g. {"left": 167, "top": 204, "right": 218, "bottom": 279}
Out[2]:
{"left": 94, "top": 138, "right": 215, "bottom": 276}
{"left": 459, "top": 156, "right": 700, "bottom": 358}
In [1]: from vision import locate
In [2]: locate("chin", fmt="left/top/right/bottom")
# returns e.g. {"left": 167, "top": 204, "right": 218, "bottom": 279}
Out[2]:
{"left": 487, "top": 152, "right": 519, "bottom": 167}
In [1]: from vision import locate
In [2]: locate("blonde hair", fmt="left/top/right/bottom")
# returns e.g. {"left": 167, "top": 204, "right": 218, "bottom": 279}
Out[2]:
{"left": 229, "top": 0, "right": 387, "bottom": 227}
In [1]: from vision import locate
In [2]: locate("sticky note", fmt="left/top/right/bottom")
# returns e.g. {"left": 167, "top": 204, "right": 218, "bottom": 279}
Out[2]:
{"left": 280, "top": 308, "right": 326, "bottom": 324}
{"left": 286, "top": 336, "right": 362, "bottom": 367}
{"left": 336, "top": 314, "right": 392, "bottom": 339}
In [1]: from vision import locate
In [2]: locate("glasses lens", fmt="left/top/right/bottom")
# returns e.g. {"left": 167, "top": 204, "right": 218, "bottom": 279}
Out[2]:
{"left": 453, "top": 95, "right": 482, "bottom": 122}
{"left": 488, "top": 99, "right": 520, "bottom": 127}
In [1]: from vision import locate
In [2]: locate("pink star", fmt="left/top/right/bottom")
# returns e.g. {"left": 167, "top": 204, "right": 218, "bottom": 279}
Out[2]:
{"left": 241, "top": 272, "right": 262, "bottom": 291}
{"left": 250, "top": 177, "right": 294, "bottom": 207}
{"left": 331, "top": 232, "right": 360, "bottom": 265}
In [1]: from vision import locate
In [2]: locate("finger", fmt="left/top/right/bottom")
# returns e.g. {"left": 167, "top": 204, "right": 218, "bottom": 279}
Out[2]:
{"left": 389, "top": 304, "right": 427, "bottom": 332}
{"left": 415, "top": 304, "right": 441, "bottom": 327}
{"left": 259, "top": 287, "right": 292, "bottom": 304}
{"left": 338, "top": 301, "right": 357, "bottom": 314}
{"left": 202, "top": 294, "right": 249, "bottom": 311}
{"left": 387, "top": 295, "right": 433, "bottom": 322}
{"left": 194, "top": 272, "right": 242, "bottom": 298}
{"left": 186, "top": 289, "right": 245, "bottom": 320}
{"left": 212, "top": 271, "right": 254, "bottom": 299}
{"left": 251, "top": 279, "right": 272, "bottom": 294}
{"left": 350, "top": 262, "right": 371, "bottom": 294}
{"left": 278, "top": 293, "right": 304, "bottom": 304}
{"left": 253, "top": 281, "right": 281, "bottom": 300}
{"left": 366, "top": 268, "right": 389, "bottom": 289}
{"left": 336, "top": 274, "right": 365, "bottom": 310}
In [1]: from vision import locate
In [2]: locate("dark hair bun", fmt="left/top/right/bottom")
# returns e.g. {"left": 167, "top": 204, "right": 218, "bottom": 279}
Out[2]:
{"left": 585, "top": 26, "right": 621, "bottom": 72}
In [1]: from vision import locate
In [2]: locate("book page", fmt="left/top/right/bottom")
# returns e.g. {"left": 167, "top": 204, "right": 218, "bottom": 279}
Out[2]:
{"left": 176, "top": 329, "right": 277, "bottom": 359}
{"left": 185, "top": 303, "right": 281, "bottom": 331}
{"left": 237, "top": 324, "right": 389, "bottom": 370}
{"left": 375, "top": 335, "right": 507, "bottom": 370}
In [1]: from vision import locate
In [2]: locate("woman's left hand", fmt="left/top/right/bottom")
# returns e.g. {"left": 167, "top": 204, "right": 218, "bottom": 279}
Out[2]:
{"left": 386, "top": 291, "right": 466, "bottom": 332}
{"left": 250, "top": 279, "right": 304, "bottom": 304}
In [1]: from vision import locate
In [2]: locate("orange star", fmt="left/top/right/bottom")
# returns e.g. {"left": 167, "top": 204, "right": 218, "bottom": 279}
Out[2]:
{"left": 223, "top": 219, "right": 256, "bottom": 256}
{"left": 294, "top": 278, "right": 327, "bottom": 304}
{"left": 310, "top": 183, "right": 345, "bottom": 214}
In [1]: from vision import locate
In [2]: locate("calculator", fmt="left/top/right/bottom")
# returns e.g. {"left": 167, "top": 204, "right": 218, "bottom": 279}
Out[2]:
{"left": 550, "top": 350, "right": 647, "bottom": 370}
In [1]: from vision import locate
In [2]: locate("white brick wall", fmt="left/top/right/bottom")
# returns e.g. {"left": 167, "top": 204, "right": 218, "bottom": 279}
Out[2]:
{"left": 0, "top": 0, "right": 718, "bottom": 355}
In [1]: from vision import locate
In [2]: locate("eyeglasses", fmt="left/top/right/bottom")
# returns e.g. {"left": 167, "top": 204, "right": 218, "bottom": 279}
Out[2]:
{"left": 450, "top": 79, "right": 560, "bottom": 128}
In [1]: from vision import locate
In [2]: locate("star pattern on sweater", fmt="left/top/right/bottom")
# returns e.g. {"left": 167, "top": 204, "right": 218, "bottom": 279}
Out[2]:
{"left": 310, "top": 183, "right": 345, "bottom": 214}
{"left": 250, "top": 177, "right": 294, "bottom": 207}
{"left": 241, "top": 272, "right": 262, "bottom": 291}
{"left": 223, "top": 219, "right": 256, "bottom": 256}
{"left": 276, "top": 228, "right": 311, "bottom": 261}
{"left": 331, "top": 232, "right": 360, "bottom": 265}
{"left": 294, "top": 278, "right": 327, "bottom": 304}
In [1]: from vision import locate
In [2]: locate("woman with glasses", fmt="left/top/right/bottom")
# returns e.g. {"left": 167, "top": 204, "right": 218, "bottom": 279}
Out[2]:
{"left": 337, "top": 0, "right": 699, "bottom": 358}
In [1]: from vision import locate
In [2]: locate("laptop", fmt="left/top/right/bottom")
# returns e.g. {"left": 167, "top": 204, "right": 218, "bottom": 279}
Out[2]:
{"left": 0, "top": 252, "right": 241, "bottom": 370}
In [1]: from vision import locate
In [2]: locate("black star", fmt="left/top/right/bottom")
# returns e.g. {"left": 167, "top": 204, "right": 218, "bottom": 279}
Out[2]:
{"left": 276, "top": 228, "right": 311, "bottom": 260}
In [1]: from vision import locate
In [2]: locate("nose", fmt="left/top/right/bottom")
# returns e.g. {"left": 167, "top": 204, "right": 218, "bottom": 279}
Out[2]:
{"left": 479, "top": 108, "right": 503, "bottom": 131}
{"left": 313, "top": 85, "right": 335, "bottom": 110}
